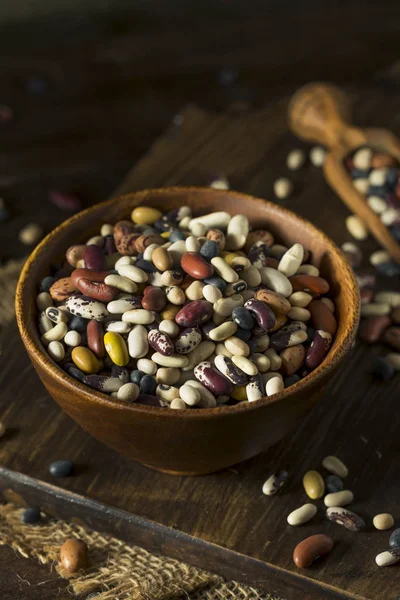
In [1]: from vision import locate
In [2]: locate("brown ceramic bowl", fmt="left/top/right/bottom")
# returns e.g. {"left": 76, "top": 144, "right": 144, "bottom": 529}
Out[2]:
{"left": 16, "top": 188, "right": 360, "bottom": 475}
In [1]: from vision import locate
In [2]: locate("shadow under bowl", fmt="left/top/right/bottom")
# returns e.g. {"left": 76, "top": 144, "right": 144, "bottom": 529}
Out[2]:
{"left": 16, "top": 187, "right": 360, "bottom": 475}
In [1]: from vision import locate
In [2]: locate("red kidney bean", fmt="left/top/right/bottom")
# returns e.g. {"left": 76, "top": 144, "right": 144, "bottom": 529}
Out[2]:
{"left": 141, "top": 287, "right": 166, "bottom": 311}
{"left": 77, "top": 278, "right": 118, "bottom": 303}
{"left": 293, "top": 534, "right": 334, "bottom": 568}
{"left": 359, "top": 315, "right": 392, "bottom": 343}
{"left": 115, "top": 233, "right": 140, "bottom": 255}
{"left": 71, "top": 268, "right": 109, "bottom": 288}
{"left": 113, "top": 220, "right": 136, "bottom": 241}
{"left": 175, "top": 300, "right": 213, "bottom": 327}
{"left": 194, "top": 361, "right": 233, "bottom": 396}
{"left": 383, "top": 326, "right": 400, "bottom": 351}
{"left": 244, "top": 298, "right": 277, "bottom": 331}
{"left": 308, "top": 300, "right": 337, "bottom": 336}
{"left": 148, "top": 330, "right": 174, "bottom": 356}
{"left": 306, "top": 330, "right": 332, "bottom": 369}
{"left": 290, "top": 275, "right": 329, "bottom": 296}
{"left": 181, "top": 252, "right": 214, "bottom": 279}
{"left": 87, "top": 320, "right": 105, "bottom": 357}
{"left": 82, "top": 244, "right": 105, "bottom": 270}
{"left": 134, "top": 234, "right": 164, "bottom": 253}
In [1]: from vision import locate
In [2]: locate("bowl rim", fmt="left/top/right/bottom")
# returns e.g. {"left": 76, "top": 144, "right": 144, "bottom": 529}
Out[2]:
{"left": 16, "top": 186, "right": 360, "bottom": 419}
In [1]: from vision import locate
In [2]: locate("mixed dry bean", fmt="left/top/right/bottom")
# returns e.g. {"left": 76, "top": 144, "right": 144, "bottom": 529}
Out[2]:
{"left": 37, "top": 205, "right": 337, "bottom": 409}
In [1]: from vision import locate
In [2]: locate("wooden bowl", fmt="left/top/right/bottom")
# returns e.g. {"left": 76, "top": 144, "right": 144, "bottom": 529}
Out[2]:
{"left": 15, "top": 187, "right": 360, "bottom": 475}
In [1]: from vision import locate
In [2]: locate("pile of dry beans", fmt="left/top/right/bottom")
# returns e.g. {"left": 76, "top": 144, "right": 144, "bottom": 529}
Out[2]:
{"left": 36, "top": 206, "right": 337, "bottom": 408}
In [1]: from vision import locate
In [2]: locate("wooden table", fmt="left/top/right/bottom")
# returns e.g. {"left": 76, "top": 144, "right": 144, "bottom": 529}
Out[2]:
{"left": 1, "top": 89, "right": 400, "bottom": 599}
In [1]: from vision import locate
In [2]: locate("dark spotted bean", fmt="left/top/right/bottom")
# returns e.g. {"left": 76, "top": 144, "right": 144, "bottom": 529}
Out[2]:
{"left": 111, "top": 365, "right": 129, "bottom": 383}
{"left": 116, "top": 233, "right": 140, "bottom": 255}
{"left": 148, "top": 330, "right": 174, "bottom": 356}
{"left": 113, "top": 220, "right": 136, "bottom": 241}
{"left": 306, "top": 330, "right": 332, "bottom": 369}
{"left": 270, "top": 328, "right": 308, "bottom": 352}
{"left": 194, "top": 361, "right": 233, "bottom": 396}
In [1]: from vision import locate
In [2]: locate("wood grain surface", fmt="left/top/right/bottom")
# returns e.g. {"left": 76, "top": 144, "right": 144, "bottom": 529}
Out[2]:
{"left": 1, "top": 93, "right": 400, "bottom": 600}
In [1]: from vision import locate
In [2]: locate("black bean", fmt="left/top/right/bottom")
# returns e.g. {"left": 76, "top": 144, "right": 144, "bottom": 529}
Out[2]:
{"left": 49, "top": 459, "right": 74, "bottom": 478}
{"left": 325, "top": 475, "right": 344, "bottom": 493}
{"left": 130, "top": 370, "right": 145, "bottom": 385}
{"left": 284, "top": 374, "right": 301, "bottom": 387}
{"left": 69, "top": 315, "right": 88, "bottom": 332}
{"left": 21, "top": 507, "right": 41, "bottom": 524}
{"left": 372, "top": 357, "right": 395, "bottom": 380}
{"left": 200, "top": 240, "right": 219, "bottom": 261}
{"left": 39, "top": 275, "right": 56, "bottom": 292}
{"left": 204, "top": 276, "right": 227, "bottom": 292}
{"left": 140, "top": 374, "right": 157, "bottom": 395}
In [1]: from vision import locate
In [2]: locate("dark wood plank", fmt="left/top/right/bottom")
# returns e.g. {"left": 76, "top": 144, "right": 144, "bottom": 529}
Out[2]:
{"left": 1, "top": 92, "right": 400, "bottom": 600}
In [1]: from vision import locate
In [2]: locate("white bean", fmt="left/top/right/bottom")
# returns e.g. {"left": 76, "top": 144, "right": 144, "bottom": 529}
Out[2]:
{"left": 64, "top": 330, "right": 81, "bottom": 347}
{"left": 179, "top": 383, "right": 201, "bottom": 406}
{"left": 104, "top": 274, "right": 137, "bottom": 294}
{"left": 122, "top": 309, "right": 155, "bottom": 324}
{"left": 117, "top": 264, "right": 148, "bottom": 283}
{"left": 278, "top": 243, "right": 304, "bottom": 277}
{"left": 36, "top": 292, "right": 53, "bottom": 311}
{"left": 345, "top": 215, "right": 368, "bottom": 240}
{"left": 127, "top": 325, "right": 149, "bottom": 358}
{"left": 203, "top": 284, "right": 222, "bottom": 303}
{"left": 265, "top": 375, "right": 284, "bottom": 396}
{"left": 259, "top": 267, "right": 292, "bottom": 297}
{"left": 117, "top": 383, "right": 139, "bottom": 402}
{"left": 231, "top": 354, "right": 257, "bottom": 375}
{"left": 47, "top": 341, "right": 65, "bottom": 362}
{"left": 211, "top": 257, "right": 239, "bottom": 283}
{"left": 137, "top": 358, "right": 157, "bottom": 375}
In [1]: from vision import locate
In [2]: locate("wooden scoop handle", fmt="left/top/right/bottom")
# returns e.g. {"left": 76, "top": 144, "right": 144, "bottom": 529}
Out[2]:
{"left": 288, "top": 83, "right": 366, "bottom": 152}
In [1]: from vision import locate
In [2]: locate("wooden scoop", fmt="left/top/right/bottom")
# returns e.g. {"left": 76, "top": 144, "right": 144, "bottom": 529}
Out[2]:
{"left": 288, "top": 82, "right": 400, "bottom": 264}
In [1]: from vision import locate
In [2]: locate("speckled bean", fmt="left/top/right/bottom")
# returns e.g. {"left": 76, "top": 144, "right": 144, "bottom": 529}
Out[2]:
{"left": 306, "top": 330, "right": 332, "bottom": 369}
{"left": 262, "top": 470, "right": 289, "bottom": 495}
{"left": 246, "top": 373, "right": 264, "bottom": 402}
{"left": 326, "top": 507, "right": 365, "bottom": 531}
{"left": 148, "top": 329, "right": 174, "bottom": 356}
{"left": 214, "top": 354, "right": 247, "bottom": 385}
{"left": 194, "top": 361, "right": 233, "bottom": 395}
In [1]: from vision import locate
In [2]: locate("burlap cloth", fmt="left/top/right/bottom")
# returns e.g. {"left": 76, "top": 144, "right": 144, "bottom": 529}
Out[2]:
{"left": 0, "top": 264, "right": 282, "bottom": 599}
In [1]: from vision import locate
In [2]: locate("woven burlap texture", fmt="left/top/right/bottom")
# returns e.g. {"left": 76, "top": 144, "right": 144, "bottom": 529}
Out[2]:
{"left": 0, "top": 504, "right": 282, "bottom": 600}
{"left": 0, "top": 257, "right": 25, "bottom": 328}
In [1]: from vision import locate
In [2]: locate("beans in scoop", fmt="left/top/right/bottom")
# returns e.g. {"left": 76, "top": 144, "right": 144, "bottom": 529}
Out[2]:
{"left": 37, "top": 206, "right": 337, "bottom": 408}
